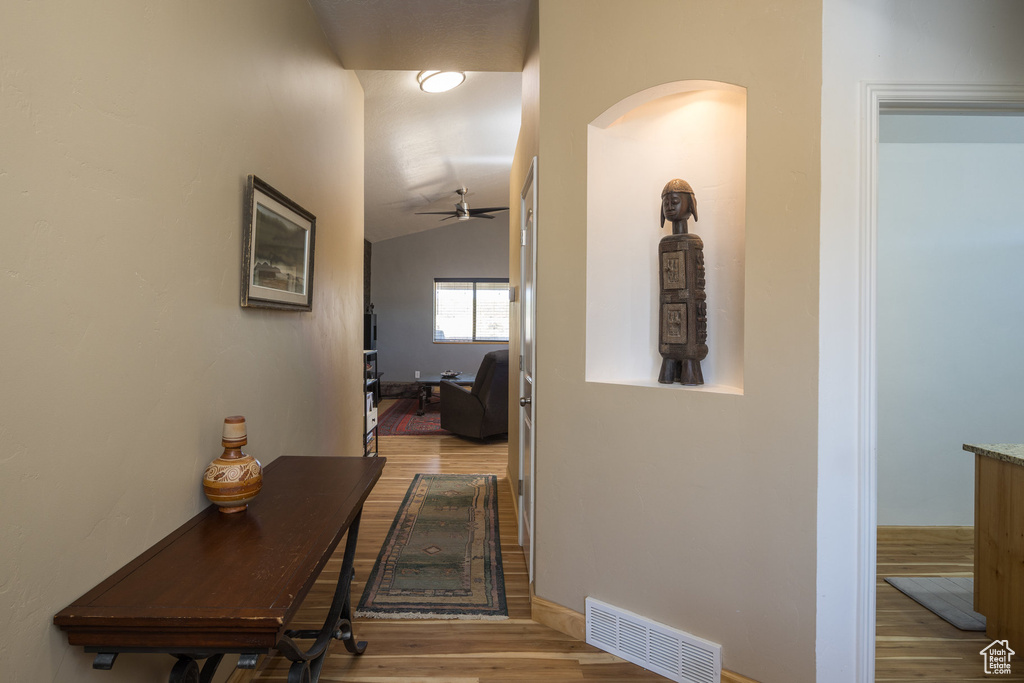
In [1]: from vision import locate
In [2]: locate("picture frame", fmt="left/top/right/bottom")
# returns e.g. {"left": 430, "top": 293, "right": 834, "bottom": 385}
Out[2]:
{"left": 240, "top": 175, "right": 316, "bottom": 311}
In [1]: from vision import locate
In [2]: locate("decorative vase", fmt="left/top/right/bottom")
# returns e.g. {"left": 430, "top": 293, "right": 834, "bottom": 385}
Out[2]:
{"left": 202, "top": 416, "right": 263, "bottom": 513}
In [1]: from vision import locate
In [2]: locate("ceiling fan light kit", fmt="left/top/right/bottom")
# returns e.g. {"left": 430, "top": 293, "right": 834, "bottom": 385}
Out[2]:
{"left": 416, "top": 70, "right": 466, "bottom": 93}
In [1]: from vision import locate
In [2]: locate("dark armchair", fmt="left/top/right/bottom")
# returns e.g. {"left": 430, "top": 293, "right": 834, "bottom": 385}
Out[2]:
{"left": 440, "top": 349, "right": 509, "bottom": 439}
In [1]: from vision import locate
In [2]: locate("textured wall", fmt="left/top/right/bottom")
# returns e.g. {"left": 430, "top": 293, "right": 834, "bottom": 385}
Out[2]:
{"left": 0, "top": 1, "right": 364, "bottom": 681}
{"left": 532, "top": 2, "right": 820, "bottom": 681}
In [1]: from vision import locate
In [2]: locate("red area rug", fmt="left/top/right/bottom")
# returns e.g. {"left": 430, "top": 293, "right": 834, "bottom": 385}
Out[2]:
{"left": 377, "top": 398, "right": 451, "bottom": 436}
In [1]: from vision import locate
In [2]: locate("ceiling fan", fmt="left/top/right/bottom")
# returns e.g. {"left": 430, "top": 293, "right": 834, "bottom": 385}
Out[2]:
{"left": 415, "top": 187, "right": 509, "bottom": 221}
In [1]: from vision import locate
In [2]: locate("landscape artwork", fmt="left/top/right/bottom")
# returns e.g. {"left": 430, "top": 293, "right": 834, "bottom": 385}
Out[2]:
{"left": 240, "top": 175, "right": 316, "bottom": 311}
{"left": 252, "top": 203, "right": 307, "bottom": 295}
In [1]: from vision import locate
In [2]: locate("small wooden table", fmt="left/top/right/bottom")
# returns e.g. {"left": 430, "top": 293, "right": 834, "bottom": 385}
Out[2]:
{"left": 964, "top": 443, "right": 1024, "bottom": 645}
{"left": 54, "top": 455, "right": 385, "bottom": 683}
{"left": 416, "top": 374, "right": 475, "bottom": 415}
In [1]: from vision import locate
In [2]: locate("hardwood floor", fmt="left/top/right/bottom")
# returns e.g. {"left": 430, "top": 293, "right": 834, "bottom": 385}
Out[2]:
{"left": 253, "top": 407, "right": 664, "bottom": 682}
{"left": 876, "top": 526, "right": 1024, "bottom": 681}
{"left": 243, "top": 452, "right": 1024, "bottom": 681}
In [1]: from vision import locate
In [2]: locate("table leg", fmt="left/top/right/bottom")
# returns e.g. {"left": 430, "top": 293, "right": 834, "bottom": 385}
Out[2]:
{"left": 168, "top": 654, "right": 223, "bottom": 683}
{"left": 90, "top": 650, "right": 239, "bottom": 681}
{"left": 86, "top": 509, "right": 369, "bottom": 683}
{"left": 276, "top": 509, "right": 367, "bottom": 683}
{"left": 417, "top": 385, "right": 432, "bottom": 416}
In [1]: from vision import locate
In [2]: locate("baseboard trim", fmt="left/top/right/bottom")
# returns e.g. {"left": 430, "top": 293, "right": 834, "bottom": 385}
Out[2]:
{"left": 531, "top": 594, "right": 759, "bottom": 683}
{"left": 532, "top": 592, "right": 586, "bottom": 641}
{"left": 877, "top": 525, "right": 973, "bottom": 544}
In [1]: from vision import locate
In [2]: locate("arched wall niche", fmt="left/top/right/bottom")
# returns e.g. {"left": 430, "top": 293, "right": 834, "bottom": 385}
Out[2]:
{"left": 586, "top": 80, "right": 746, "bottom": 393}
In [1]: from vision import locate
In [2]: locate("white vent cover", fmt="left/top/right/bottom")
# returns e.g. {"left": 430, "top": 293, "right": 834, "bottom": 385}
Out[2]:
{"left": 585, "top": 597, "right": 721, "bottom": 683}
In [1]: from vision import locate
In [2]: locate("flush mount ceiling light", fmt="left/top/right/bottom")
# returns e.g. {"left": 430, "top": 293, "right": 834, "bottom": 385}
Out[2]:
{"left": 416, "top": 70, "right": 466, "bottom": 93}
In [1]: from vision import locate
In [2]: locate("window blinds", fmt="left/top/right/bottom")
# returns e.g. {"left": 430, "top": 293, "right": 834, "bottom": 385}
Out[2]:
{"left": 433, "top": 279, "right": 509, "bottom": 342}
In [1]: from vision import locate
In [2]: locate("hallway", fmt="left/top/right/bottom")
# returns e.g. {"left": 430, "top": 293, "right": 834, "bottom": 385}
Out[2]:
{"left": 253, "top": 423, "right": 663, "bottom": 681}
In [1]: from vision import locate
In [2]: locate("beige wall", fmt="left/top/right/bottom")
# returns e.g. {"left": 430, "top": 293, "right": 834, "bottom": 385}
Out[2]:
{"left": 0, "top": 1, "right": 364, "bottom": 681}
{"left": 532, "top": 2, "right": 820, "bottom": 681}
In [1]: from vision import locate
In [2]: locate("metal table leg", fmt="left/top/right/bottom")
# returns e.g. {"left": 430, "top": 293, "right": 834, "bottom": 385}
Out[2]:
{"left": 275, "top": 509, "right": 367, "bottom": 682}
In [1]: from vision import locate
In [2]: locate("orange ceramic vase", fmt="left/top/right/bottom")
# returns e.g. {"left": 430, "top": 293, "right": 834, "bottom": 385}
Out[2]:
{"left": 202, "top": 416, "right": 263, "bottom": 513}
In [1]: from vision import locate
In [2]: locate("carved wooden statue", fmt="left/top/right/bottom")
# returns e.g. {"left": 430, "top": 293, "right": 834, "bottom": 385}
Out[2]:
{"left": 657, "top": 179, "right": 707, "bottom": 385}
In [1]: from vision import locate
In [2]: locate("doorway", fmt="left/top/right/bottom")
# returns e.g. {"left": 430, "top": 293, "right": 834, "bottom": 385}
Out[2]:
{"left": 851, "top": 84, "right": 1024, "bottom": 682}
{"left": 874, "top": 109, "right": 1024, "bottom": 678}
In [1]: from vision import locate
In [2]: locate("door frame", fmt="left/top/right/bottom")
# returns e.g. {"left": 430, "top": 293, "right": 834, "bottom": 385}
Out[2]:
{"left": 518, "top": 156, "right": 538, "bottom": 583}
{"left": 847, "top": 82, "right": 1024, "bottom": 682}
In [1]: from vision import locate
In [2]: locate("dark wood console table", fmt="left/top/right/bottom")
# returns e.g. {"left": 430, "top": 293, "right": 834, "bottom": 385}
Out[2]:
{"left": 54, "top": 455, "right": 385, "bottom": 683}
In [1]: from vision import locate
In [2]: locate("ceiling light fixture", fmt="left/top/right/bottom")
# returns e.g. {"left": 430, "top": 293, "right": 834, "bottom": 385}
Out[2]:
{"left": 416, "top": 70, "right": 466, "bottom": 93}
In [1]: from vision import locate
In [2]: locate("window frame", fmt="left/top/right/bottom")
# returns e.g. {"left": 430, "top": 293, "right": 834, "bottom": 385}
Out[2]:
{"left": 432, "top": 277, "right": 510, "bottom": 344}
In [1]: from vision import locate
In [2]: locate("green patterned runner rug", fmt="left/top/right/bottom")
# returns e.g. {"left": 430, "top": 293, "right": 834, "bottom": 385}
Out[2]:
{"left": 356, "top": 473, "right": 508, "bottom": 620}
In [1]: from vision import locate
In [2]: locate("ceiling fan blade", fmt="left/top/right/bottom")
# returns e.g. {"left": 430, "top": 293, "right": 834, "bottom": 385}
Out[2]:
{"left": 441, "top": 215, "right": 458, "bottom": 221}
{"left": 468, "top": 207, "right": 509, "bottom": 215}
{"left": 415, "top": 211, "right": 458, "bottom": 216}
{"left": 474, "top": 214, "right": 496, "bottom": 219}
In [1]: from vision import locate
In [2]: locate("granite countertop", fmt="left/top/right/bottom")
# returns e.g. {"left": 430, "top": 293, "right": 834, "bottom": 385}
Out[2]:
{"left": 964, "top": 443, "right": 1024, "bottom": 467}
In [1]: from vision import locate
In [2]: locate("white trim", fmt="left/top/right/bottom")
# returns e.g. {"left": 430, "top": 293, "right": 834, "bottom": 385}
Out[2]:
{"left": 519, "top": 156, "right": 538, "bottom": 583}
{"left": 855, "top": 81, "right": 881, "bottom": 683}
{"left": 852, "top": 82, "right": 1024, "bottom": 683}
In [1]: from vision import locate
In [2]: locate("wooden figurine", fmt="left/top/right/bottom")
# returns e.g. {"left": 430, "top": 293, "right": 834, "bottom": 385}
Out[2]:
{"left": 658, "top": 179, "right": 707, "bottom": 385}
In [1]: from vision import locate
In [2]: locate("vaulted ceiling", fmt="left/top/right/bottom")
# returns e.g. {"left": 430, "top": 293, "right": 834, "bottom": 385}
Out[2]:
{"left": 307, "top": 0, "right": 532, "bottom": 242}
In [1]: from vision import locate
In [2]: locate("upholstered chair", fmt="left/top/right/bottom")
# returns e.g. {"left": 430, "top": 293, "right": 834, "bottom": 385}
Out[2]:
{"left": 440, "top": 349, "right": 509, "bottom": 439}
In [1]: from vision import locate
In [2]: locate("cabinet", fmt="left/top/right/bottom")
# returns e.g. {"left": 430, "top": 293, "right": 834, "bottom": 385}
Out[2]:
{"left": 965, "top": 443, "right": 1024, "bottom": 644}
{"left": 363, "top": 350, "right": 379, "bottom": 457}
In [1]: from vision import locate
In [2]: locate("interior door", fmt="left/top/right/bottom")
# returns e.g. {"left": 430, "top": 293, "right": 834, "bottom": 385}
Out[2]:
{"left": 518, "top": 157, "right": 537, "bottom": 581}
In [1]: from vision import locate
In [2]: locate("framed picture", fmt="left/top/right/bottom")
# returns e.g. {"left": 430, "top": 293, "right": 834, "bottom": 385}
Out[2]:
{"left": 241, "top": 175, "right": 316, "bottom": 311}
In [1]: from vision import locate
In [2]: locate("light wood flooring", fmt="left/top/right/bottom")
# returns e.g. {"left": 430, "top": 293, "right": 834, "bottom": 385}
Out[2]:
{"left": 252, "top": 402, "right": 664, "bottom": 682}
{"left": 876, "top": 526, "right": 1024, "bottom": 681}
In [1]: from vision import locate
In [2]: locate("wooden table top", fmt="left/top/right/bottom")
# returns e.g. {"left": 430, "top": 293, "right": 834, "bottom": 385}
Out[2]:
{"left": 54, "top": 455, "right": 386, "bottom": 651}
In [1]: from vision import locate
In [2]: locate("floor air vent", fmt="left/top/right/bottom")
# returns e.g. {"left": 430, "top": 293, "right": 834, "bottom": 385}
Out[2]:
{"left": 585, "top": 597, "right": 721, "bottom": 683}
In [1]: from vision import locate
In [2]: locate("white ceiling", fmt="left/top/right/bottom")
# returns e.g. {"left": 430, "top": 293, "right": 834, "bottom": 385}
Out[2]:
{"left": 307, "top": 0, "right": 532, "bottom": 242}
{"left": 356, "top": 70, "right": 522, "bottom": 242}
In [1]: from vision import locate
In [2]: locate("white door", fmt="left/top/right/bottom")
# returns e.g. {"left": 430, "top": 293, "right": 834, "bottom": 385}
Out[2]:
{"left": 519, "top": 157, "right": 537, "bottom": 581}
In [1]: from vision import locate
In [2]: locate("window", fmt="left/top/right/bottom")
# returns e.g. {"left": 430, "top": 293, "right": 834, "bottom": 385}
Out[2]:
{"left": 433, "top": 278, "right": 510, "bottom": 343}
